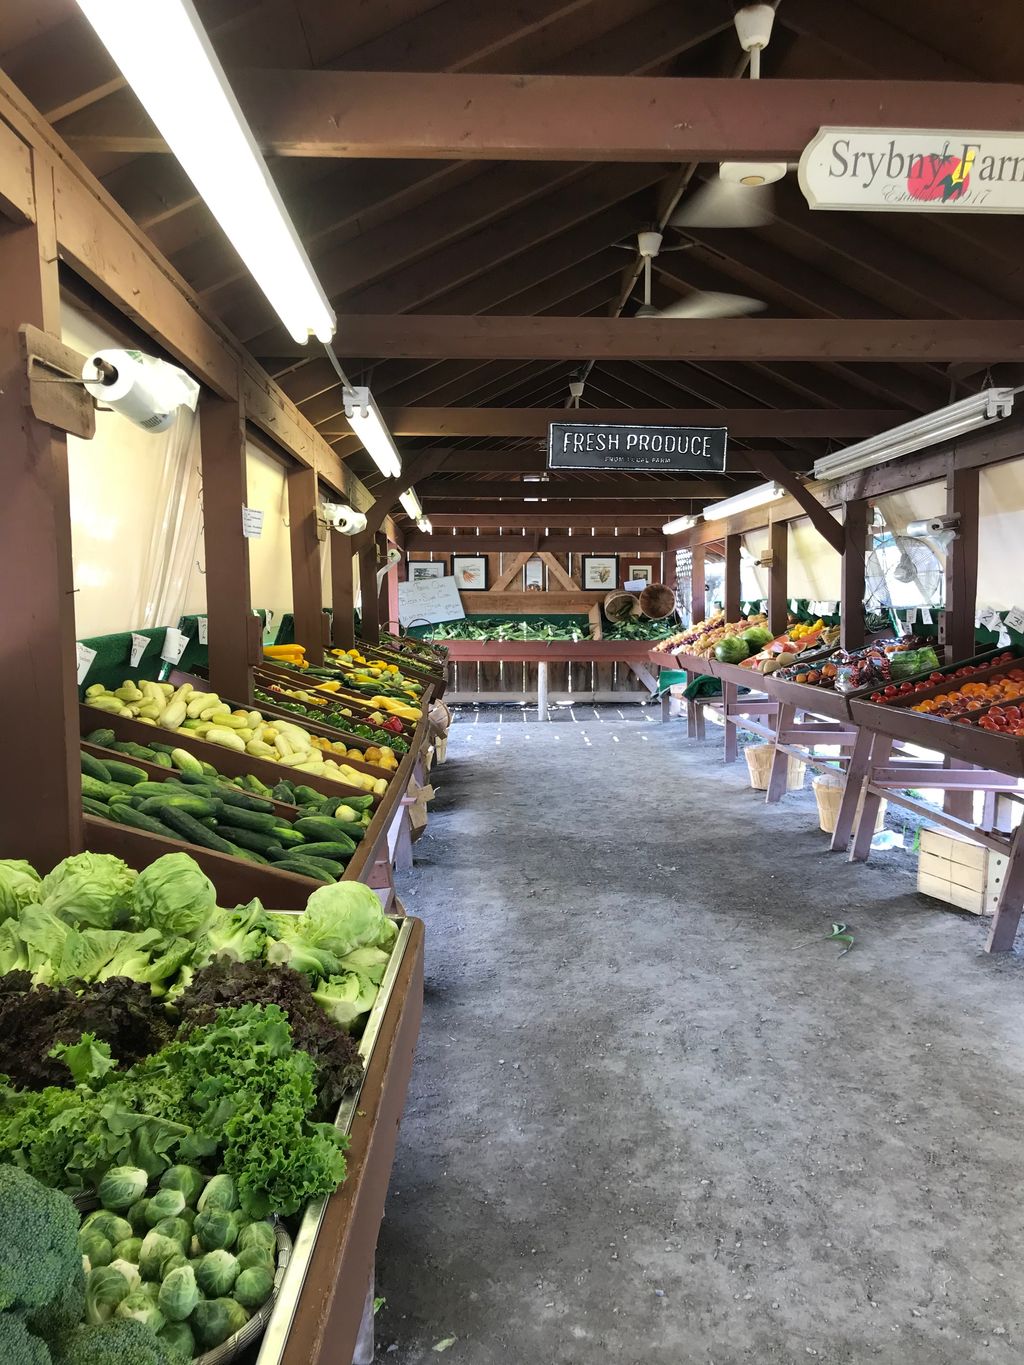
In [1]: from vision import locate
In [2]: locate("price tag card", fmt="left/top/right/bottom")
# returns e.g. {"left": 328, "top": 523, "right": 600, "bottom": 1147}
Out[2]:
{"left": 76, "top": 642, "right": 97, "bottom": 685}
{"left": 898, "top": 616, "right": 913, "bottom": 636}
{"left": 1003, "top": 607, "right": 1024, "bottom": 635}
{"left": 160, "top": 628, "right": 189, "bottom": 664}
{"left": 789, "top": 599, "right": 799, "bottom": 612}
{"left": 242, "top": 506, "right": 264, "bottom": 539}
{"left": 129, "top": 632, "right": 149, "bottom": 668}
{"left": 919, "top": 607, "right": 933, "bottom": 625}
{"left": 197, "top": 617, "right": 209, "bottom": 645}
{"left": 980, "top": 606, "right": 1001, "bottom": 630}
{"left": 997, "top": 623, "right": 1012, "bottom": 647}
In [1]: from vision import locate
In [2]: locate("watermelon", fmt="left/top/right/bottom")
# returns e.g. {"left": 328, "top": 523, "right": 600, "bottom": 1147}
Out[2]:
{"left": 715, "top": 636, "right": 749, "bottom": 664}
{"left": 740, "top": 625, "right": 773, "bottom": 649}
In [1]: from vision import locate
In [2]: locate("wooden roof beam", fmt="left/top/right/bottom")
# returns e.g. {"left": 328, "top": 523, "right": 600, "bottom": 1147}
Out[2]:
{"left": 61, "top": 73, "right": 1024, "bottom": 161}
{"left": 418, "top": 478, "right": 748, "bottom": 500}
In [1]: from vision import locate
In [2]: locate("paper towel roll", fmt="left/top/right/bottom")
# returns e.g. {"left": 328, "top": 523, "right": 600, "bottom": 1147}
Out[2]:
{"left": 82, "top": 348, "right": 200, "bottom": 433}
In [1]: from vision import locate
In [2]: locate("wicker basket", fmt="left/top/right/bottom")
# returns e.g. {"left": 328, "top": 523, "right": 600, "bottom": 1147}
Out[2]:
{"left": 603, "top": 591, "right": 641, "bottom": 622}
{"left": 639, "top": 584, "right": 675, "bottom": 619}
{"left": 813, "top": 770, "right": 887, "bottom": 835}
{"left": 744, "top": 743, "right": 805, "bottom": 791}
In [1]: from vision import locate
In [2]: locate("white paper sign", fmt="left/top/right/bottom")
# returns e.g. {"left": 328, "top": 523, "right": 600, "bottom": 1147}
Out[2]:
{"left": 197, "top": 617, "right": 208, "bottom": 645}
{"left": 625, "top": 579, "right": 647, "bottom": 592}
{"left": 264, "top": 608, "right": 275, "bottom": 634}
{"left": 129, "top": 632, "right": 149, "bottom": 668}
{"left": 160, "top": 628, "right": 189, "bottom": 664}
{"left": 242, "top": 507, "right": 264, "bottom": 539}
{"left": 980, "top": 606, "right": 1001, "bottom": 630}
{"left": 997, "top": 623, "right": 1013, "bottom": 647}
{"left": 397, "top": 575, "right": 466, "bottom": 628}
{"left": 920, "top": 607, "right": 933, "bottom": 625}
{"left": 76, "top": 642, "right": 97, "bottom": 685}
{"left": 789, "top": 599, "right": 799, "bottom": 612}
{"left": 1003, "top": 607, "right": 1024, "bottom": 635}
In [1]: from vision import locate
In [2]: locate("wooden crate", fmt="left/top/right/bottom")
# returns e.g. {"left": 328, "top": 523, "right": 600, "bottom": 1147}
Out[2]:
{"left": 917, "top": 827, "right": 1007, "bottom": 915}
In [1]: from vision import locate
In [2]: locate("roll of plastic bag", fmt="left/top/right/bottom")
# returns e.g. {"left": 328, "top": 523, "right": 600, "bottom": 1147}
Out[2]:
{"left": 82, "top": 348, "right": 200, "bottom": 433}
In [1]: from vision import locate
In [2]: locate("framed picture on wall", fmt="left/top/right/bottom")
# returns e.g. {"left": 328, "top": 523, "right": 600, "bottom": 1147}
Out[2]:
{"left": 525, "top": 557, "right": 544, "bottom": 590}
{"left": 581, "top": 554, "right": 618, "bottom": 590}
{"left": 408, "top": 559, "right": 447, "bottom": 582}
{"left": 625, "top": 564, "right": 653, "bottom": 586}
{"left": 452, "top": 555, "right": 489, "bottom": 590}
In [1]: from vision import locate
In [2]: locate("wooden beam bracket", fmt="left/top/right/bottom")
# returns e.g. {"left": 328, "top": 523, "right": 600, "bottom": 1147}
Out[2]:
{"left": 19, "top": 324, "right": 95, "bottom": 438}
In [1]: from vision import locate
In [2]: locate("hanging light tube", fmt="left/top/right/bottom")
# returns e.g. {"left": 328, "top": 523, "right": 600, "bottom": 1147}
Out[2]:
{"left": 702, "top": 482, "right": 784, "bottom": 521}
{"left": 342, "top": 386, "right": 403, "bottom": 480}
{"left": 662, "top": 514, "right": 698, "bottom": 534}
{"left": 77, "top": 0, "right": 335, "bottom": 347}
{"left": 399, "top": 488, "right": 423, "bottom": 520}
{"left": 813, "top": 388, "right": 1015, "bottom": 482}
{"left": 416, "top": 516, "right": 433, "bottom": 534}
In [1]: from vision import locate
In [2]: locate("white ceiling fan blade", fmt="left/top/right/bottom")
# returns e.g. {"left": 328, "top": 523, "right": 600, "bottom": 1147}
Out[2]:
{"left": 669, "top": 178, "right": 775, "bottom": 229}
{"left": 657, "top": 291, "right": 766, "bottom": 320}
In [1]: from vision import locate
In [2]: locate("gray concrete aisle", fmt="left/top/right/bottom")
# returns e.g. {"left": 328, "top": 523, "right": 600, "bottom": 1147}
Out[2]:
{"left": 375, "top": 711, "right": 1024, "bottom": 1365}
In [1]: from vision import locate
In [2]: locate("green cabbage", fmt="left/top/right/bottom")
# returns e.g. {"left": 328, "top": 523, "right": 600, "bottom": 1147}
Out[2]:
{"left": 0, "top": 859, "right": 41, "bottom": 923}
{"left": 158, "top": 1264, "right": 200, "bottom": 1322}
{"left": 85, "top": 1264, "right": 133, "bottom": 1324}
{"left": 192, "top": 1296, "right": 249, "bottom": 1350}
{"left": 38, "top": 852, "right": 135, "bottom": 929}
{"left": 82, "top": 1210, "right": 134, "bottom": 1245}
{"left": 115, "top": 1288, "right": 165, "bottom": 1333}
{"left": 131, "top": 852, "right": 216, "bottom": 940}
{"left": 79, "top": 1229, "right": 113, "bottom": 1269}
{"left": 195, "top": 1207, "right": 239, "bottom": 1252}
{"left": 138, "top": 1231, "right": 182, "bottom": 1282}
{"left": 312, "top": 972, "right": 379, "bottom": 1029}
{"left": 297, "top": 882, "right": 395, "bottom": 958}
{"left": 196, "top": 1174, "right": 238, "bottom": 1215}
{"left": 144, "top": 1189, "right": 186, "bottom": 1226}
{"left": 158, "top": 1319, "right": 195, "bottom": 1361}
{"left": 233, "top": 1262, "right": 274, "bottom": 1311}
{"left": 235, "top": 1221, "right": 275, "bottom": 1258}
{"left": 158, "top": 1164, "right": 205, "bottom": 1208}
{"left": 98, "top": 1166, "right": 148, "bottom": 1211}
{"left": 196, "top": 1248, "right": 239, "bottom": 1298}
{"left": 112, "top": 1237, "right": 143, "bottom": 1265}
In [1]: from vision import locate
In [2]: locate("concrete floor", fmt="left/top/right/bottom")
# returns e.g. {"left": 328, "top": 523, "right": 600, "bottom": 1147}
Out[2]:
{"left": 375, "top": 707, "right": 1024, "bottom": 1365}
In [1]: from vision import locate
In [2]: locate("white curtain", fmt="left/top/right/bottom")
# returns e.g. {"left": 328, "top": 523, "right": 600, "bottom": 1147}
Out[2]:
{"left": 130, "top": 407, "right": 205, "bottom": 627}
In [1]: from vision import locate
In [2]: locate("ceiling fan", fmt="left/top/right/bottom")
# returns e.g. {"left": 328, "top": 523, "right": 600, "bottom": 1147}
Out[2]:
{"left": 627, "top": 229, "right": 765, "bottom": 319}
{"left": 669, "top": 3, "right": 789, "bottom": 232}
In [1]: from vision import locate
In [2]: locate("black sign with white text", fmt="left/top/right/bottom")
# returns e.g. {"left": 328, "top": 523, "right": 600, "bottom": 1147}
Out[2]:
{"left": 547, "top": 421, "right": 728, "bottom": 473}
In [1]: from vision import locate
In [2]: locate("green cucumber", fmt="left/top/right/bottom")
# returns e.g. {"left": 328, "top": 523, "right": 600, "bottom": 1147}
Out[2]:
{"left": 333, "top": 821, "right": 366, "bottom": 841}
{"left": 107, "top": 804, "right": 178, "bottom": 838}
{"left": 339, "top": 793, "right": 375, "bottom": 811}
{"left": 83, "top": 728, "right": 116, "bottom": 747}
{"left": 211, "top": 786, "right": 275, "bottom": 814}
{"left": 294, "top": 838, "right": 356, "bottom": 859}
{"left": 269, "top": 825, "right": 306, "bottom": 848}
{"left": 271, "top": 858, "right": 335, "bottom": 884}
{"left": 158, "top": 806, "right": 238, "bottom": 854}
{"left": 139, "top": 795, "right": 221, "bottom": 819}
{"left": 294, "top": 816, "right": 353, "bottom": 843}
{"left": 81, "top": 796, "right": 111, "bottom": 819}
{"left": 202, "top": 805, "right": 280, "bottom": 833}
{"left": 81, "top": 752, "right": 112, "bottom": 783}
{"left": 270, "top": 782, "right": 296, "bottom": 803}
{"left": 81, "top": 773, "right": 117, "bottom": 802}
{"left": 215, "top": 826, "right": 284, "bottom": 857}
{"left": 103, "top": 760, "right": 149, "bottom": 786}
{"left": 222, "top": 842, "right": 270, "bottom": 865}
{"left": 293, "top": 785, "right": 325, "bottom": 807}
{"left": 150, "top": 752, "right": 173, "bottom": 768}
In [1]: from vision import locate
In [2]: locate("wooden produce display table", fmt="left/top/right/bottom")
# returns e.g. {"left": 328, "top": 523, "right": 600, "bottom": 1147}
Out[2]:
{"left": 754, "top": 677, "right": 861, "bottom": 803}
{"left": 842, "top": 698, "right": 1024, "bottom": 952}
{"left": 442, "top": 639, "right": 661, "bottom": 717}
{"left": 703, "top": 659, "right": 781, "bottom": 764}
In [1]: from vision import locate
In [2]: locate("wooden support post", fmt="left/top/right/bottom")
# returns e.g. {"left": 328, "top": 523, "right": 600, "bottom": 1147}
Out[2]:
{"left": 358, "top": 538, "right": 381, "bottom": 644}
{"left": 724, "top": 535, "right": 741, "bottom": 621}
{"left": 722, "top": 679, "right": 739, "bottom": 762}
{"left": 200, "top": 393, "right": 253, "bottom": 703}
{"left": 768, "top": 521, "right": 788, "bottom": 637}
{"left": 691, "top": 545, "right": 706, "bottom": 624}
{"left": 331, "top": 535, "right": 356, "bottom": 650}
{"left": 287, "top": 465, "right": 324, "bottom": 665}
{"left": 986, "top": 822, "right": 1024, "bottom": 952}
{"left": 941, "top": 464, "right": 979, "bottom": 663}
{"left": 376, "top": 531, "right": 391, "bottom": 631}
{"left": 848, "top": 735, "right": 892, "bottom": 861}
{"left": 0, "top": 169, "right": 83, "bottom": 868}
{"left": 830, "top": 725, "right": 874, "bottom": 851}
{"left": 764, "top": 702, "right": 795, "bottom": 803}
{"left": 840, "top": 499, "right": 868, "bottom": 652}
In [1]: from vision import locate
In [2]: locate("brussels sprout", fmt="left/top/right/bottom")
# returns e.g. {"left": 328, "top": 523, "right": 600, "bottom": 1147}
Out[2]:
{"left": 196, "top": 1173, "right": 238, "bottom": 1214}
{"left": 85, "top": 1265, "right": 132, "bottom": 1324}
{"left": 145, "top": 1188, "right": 186, "bottom": 1226}
{"left": 126, "top": 1197, "right": 151, "bottom": 1237}
{"left": 158, "top": 1264, "right": 200, "bottom": 1323}
{"left": 78, "top": 1229, "right": 113, "bottom": 1268}
{"left": 189, "top": 1236, "right": 202, "bottom": 1259}
{"left": 196, "top": 1249, "right": 239, "bottom": 1298}
{"left": 235, "top": 1246, "right": 275, "bottom": 1275}
{"left": 235, "top": 1220, "right": 276, "bottom": 1258}
{"left": 115, "top": 1289, "right": 165, "bottom": 1333}
{"left": 82, "top": 1210, "right": 134, "bottom": 1247}
{"left": 139, "top": 1281, "right": 162, "bottom": 1305}
{"left": 178, "top": 1208, "right": 196, "bottom": 1234}
{"left": 98, "top": 1165, "right": 149, "bottom": 1211}
{"left": 192, "top": 1297, "right": 250, "bottom": 1350}
{"left": 112, "top": 1236, "right": 144, "bottom": 1265}
{"left": 233, "top": 1263, "right": 275, "bottom": 1312}
{"left": 108, "top": 1259, "right": 142, "bottom": 1294}
{"left": 195, "top": 1207, "right": 239, "bottom": 1253}
{"left": 153, "top": 1216, "right": 192, "bottom": 1250}
{"left": 158, "top": 1164, "right": 206, "bottom": 1208}
{"left": 138, "top": 1230, "right": 182, "bottom": 1282}
{"left": 158, "top": 1320, "right": 196, "bottom": 1363}
{"left": 161, "top": 1253, "right": 189, "bottom": 1277}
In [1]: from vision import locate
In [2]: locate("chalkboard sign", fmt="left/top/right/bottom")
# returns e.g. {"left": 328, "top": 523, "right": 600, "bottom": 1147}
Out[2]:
{"left": 397, "top": 575, "right": 466, "bottom": 628}
{"left": 548, "top": 421, "right": 727, "bottom": 472}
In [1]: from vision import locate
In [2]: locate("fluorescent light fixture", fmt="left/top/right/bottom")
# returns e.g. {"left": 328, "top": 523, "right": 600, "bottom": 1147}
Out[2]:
{"left": 399, "top": 488, "right": 423, "bottom": 520}
{"left": 342, "top": 386, "right": 403, "bottom": 480}
{"left": 814, "top": 388, "right": 1015, "bottom": 482}
{"left": 703, "top": 482, "right": 784, "bottom": 521}
{"left": 662, "top": 514, "right": 698, "bottom": 534}
{"left": 77, "top": 0, "right": 335, "bottom": 347}
{"left": 416, "top": 516, "right": 433, "bottom": 534}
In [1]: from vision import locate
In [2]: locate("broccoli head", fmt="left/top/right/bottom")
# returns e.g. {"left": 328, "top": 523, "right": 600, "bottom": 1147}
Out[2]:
{"left": 0, "top": 1165, "right": 81, "bottom": 1316}
{"left": 0, "top": 1312, "right": 53, "bottom": 1365}
{"left": 52, "top": 1318, "right": 181, "bottom": 1365}
{"left": 24, "top": 1260, "right": 85, "bottom": 1347}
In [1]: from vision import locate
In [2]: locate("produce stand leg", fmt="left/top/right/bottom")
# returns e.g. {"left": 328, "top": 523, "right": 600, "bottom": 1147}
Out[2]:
{"left": 722, "top": 680, "right": 739, "bottom": 762}
{"left": 686, "top": 693, "right": 706, "bottom": 740}
{"left": 764, "top": 702, "right": 795, "bottom": 804}
{"left": 352, "top": 1275, "right": 375, "bottom": 1365}
{"left": 537, "top": 660, "right": 549, "bottom": 722}
{"left": 943, "top": 758, "right": 975, "bottom": 823}
{"left": 830, "top": 725, "right": 874, "bottom": 853}
{"left": 849, "top": 735, "right": 893, "bottom": 862}
{"left": 660, "top": 690, "right": 672, "bottom": 723}
{"left": 986, "top": 822, "right": 1024, "bottom": 952}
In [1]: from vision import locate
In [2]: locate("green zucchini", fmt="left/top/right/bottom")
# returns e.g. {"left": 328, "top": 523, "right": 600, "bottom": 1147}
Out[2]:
{"left": 107, "top": 804, "right": 178, "bottom": 838}
{"left": 215, "top": 826, "right": 284, "bottom": 858}
{"left": 83, "top": 727, "right": 116, "bottom": 747}
{"left": 81, "top": 752, "right": 112, "bottom": 783}
{"left": 158, "top": 806, "right": 237, "bottom": 854}
{"left": 82, "top": 796, "right": 111, "bottom": 819}
{"left": 103, "top": 760, "right": 149, "bottom": 786}
{"left": 138, "top": 795, "right": 221, "bottom": 819}
{"left": 294, "top": 838, "right": 356, "bottom": 860}
{"left": 211, "top": 786, "right": 275, "bottom": 814}
{"left": 270, "top": 858, "right": 335, "bottom": 884}
{"left": 294, "top": 816, "right": 353, "bottom": 843}
{"left": 205, "top": 805, "right": 280, "bottom": 833}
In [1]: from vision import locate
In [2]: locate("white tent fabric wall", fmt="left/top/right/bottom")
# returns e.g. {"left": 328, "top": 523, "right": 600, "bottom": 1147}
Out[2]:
{"left": 978, "top": 463, "right": 1024, "bottom": 609}
{"left": 130, "top": 407, "right": 204, "bottom": 628}
{"left": 245, "top": 442, "right": 293, "bottom": 627}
